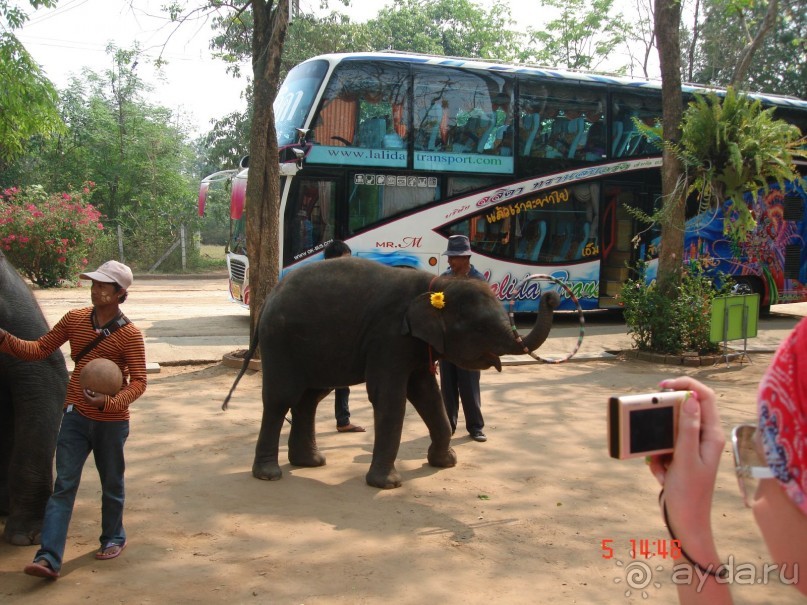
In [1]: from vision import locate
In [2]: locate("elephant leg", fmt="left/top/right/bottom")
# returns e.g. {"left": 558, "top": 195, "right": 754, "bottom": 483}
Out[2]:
{"left": 2, "top": 381, "right": 62, "bottom": 546}
{"left": 365, "top": 375, "right": 407, "bottom": 489}
{"left": 252, "top": 371, "right": 293, "bottom": 482}
{"left": 407, "top": 370, "right": 457, "bottom": 469}
{"left": 288, "top": 389, "right": 328, "bottom": 468}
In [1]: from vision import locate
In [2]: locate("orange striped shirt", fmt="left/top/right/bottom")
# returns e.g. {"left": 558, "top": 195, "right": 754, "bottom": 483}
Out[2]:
{"left": 0, "top": 307, "right": 147, "bottom": 421}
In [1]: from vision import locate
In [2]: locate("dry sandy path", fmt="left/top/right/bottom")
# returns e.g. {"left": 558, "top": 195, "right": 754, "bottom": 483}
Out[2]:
{"left": 2, "top": 352, "right": 803, "bottom": 604}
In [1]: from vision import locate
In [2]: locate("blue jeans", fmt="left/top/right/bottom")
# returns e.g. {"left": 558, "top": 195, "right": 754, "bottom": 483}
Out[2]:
{"left": 34, "top": 409, "right": 129, "bottom": 572}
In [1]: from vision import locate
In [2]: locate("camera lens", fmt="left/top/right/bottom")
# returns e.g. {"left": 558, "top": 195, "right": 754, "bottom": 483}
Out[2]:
{"left": 651, "top": 396, "right": 659, "bottom": 404}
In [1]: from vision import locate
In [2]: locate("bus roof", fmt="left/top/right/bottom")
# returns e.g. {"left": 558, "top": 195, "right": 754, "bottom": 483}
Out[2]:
{"left": 304, "top": 51, "right": 807, "bottom": 110}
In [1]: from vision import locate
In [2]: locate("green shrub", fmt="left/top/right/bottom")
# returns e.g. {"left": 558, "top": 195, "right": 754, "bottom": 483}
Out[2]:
{"left": 619, "top": 261, "right": 732, "bottom": 354}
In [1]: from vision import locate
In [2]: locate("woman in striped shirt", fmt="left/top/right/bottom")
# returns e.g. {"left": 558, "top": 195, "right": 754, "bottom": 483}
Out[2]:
{"left": 0, "top": 260, "right": 146, "bottom": 579}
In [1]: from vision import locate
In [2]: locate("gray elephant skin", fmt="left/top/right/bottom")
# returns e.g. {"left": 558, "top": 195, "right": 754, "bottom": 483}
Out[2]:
{"left": 0, "top": 252, "right": 68, "bottom": 545}
{"left": 224, "top": 256, "right": 559, "bottom": 489}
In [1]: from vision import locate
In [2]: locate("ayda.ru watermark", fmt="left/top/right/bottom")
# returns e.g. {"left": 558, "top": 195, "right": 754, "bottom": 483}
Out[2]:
{"left": 613, "top": 556, "right": 799, "bottom": 598}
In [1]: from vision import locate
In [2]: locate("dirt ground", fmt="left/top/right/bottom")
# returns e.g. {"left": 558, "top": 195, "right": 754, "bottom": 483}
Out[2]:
{"left": 1, "top": 354, "right": 803, "bottom": 604}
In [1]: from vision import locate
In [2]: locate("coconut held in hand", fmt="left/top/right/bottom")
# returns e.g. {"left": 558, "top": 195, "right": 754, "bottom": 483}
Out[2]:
{"left": 80, "top": 358, "right": 123, "bottom": 396}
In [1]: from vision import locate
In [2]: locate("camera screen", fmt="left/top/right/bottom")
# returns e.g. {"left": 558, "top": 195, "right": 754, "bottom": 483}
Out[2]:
{"left": 629, "top": 406, "right": 674, "bottom": 454}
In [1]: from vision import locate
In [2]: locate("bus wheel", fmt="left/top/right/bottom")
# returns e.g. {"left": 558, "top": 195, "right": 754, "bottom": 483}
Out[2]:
{"left": 731, "top": 276, "right": 770, "bottom": 316}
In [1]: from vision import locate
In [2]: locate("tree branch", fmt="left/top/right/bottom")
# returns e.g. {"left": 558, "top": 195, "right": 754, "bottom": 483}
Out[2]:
{"left": 730, "top": 0, "right": 779, "bottom": 88}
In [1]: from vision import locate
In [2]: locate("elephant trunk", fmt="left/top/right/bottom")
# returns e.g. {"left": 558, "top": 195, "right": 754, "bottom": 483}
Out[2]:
{"left": 509, "top": 291, "right": 561, "bottom": 355}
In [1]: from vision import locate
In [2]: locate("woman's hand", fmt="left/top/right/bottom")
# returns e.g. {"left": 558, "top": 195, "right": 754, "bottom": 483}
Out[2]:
{"left": 648, "top": 377, "right": 726, "bottom": 570}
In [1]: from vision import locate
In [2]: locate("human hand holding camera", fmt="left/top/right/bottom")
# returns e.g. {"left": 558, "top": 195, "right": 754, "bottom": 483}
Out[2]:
{"left": 647, "top": 377, "right": 727, "bottom": 583}
{"left": 609, "top": 377, "right": 729, "bottom": 592}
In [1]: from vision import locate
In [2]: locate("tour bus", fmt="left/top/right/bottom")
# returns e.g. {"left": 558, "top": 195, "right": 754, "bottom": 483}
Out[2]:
{"left": 199, "top": 52, "right": 807, "bottom": 313}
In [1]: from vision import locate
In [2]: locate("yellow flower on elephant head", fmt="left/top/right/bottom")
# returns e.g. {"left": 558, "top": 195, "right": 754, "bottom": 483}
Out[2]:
{"left": 430, "top": 292, "right": 445, "bottom": 309}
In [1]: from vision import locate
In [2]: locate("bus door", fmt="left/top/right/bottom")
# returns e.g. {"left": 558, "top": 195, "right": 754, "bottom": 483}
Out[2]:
{"left": 598, "top": 182, "right": 659, "bottom": 308}
{"left": 283, "top": 177, "right": 339, "bottom": 265}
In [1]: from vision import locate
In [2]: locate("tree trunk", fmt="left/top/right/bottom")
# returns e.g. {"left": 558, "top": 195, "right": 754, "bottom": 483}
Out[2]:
{"left": 654, "top": 0, "right": 685, "bottom": 297}
{"left": 245, "top": 0, "right": 289, "bottom": 344}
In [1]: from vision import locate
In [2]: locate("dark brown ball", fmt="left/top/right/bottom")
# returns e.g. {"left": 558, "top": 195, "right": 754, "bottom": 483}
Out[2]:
{"left": 80, "top": 358, "right": 123, "bottom": 396}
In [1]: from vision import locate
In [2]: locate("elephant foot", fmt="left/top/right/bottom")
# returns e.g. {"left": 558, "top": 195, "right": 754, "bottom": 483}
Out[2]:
{"left": 288, "top": 450, "right": 326, "bottom": 468}
{"left": 252, "top": 461, "right": 283, "bottom": 481}
{"left": 3, "top": 524, "right": 41, "bottom": 546}
{"left": 427, "top": 445, "right": 457, "bottom": 468}
{"left": 365, "top": 465, "right": 402, "bottom": 489}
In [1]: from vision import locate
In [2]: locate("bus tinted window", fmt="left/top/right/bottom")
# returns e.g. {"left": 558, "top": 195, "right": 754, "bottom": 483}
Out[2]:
{"left": 275, "top": 60, "right": 329, "bottom": 147}
{"left": 611, "top": 93, "right": 662, "bottom": 157}
{"left": 443, "top": 183, "right": 599, "bottom": 263}
{"left": 307, "top": 61, "right": 410, "bottom": 168}
{"left": 348, "top": 173, "right": 440, "bottom": 234}
{"left": 519, "top": 81, "right": 606, "bottom": 161}
{"left": 413, "top": 65, "right": 514, "bottom": 174}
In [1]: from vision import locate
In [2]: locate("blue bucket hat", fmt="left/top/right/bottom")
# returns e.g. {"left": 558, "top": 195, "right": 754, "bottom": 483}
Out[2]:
{"left": 443, "top": 235, "right": 472, "bottom": 257}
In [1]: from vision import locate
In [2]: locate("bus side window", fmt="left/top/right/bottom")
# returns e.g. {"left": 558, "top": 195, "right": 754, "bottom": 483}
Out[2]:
{"left": 313, "top": 62, "right": 410, "bottom": 150}
{"left": 520, "top": 83, "right": 604, "bottom": 161}
{"left": 611, "top": 94, "right": 662, "bottom": 158}
{"left": 287, "top": 181, "right": 336, "bottom": 258}
{"left": 347, "top": 177, "right": 439, "bottom": 234}
{"left": 583, "top": 121, "right": 607, "bottom": 161}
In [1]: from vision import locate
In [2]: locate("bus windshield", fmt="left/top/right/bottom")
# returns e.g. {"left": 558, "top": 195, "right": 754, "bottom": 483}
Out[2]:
{"left": 274, "top": 59, "right": 329, "bottom": 146}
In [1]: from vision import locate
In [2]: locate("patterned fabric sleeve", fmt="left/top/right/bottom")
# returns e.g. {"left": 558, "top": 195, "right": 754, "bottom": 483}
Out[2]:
{"left": 757, "top": 317, "right": 807, "bottom": 515}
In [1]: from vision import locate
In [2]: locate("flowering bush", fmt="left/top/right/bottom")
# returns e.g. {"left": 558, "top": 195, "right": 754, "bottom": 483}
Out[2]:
{"left": 0, "top": 184, "right": 103, "bottom": 287}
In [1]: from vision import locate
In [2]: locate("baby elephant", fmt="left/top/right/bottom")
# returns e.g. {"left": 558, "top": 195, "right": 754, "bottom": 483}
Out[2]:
{"left": 224, "top": 257, "right": 558, "bottom": 489}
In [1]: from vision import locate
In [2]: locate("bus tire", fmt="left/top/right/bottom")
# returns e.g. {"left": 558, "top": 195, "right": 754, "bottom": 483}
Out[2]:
{"left": 731, "top": 276, "right": 770, "bottom": 316}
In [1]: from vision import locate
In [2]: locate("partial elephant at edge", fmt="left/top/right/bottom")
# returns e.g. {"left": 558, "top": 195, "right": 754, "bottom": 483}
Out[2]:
{"left": 0, "top": 251, "right": 68, "bottom": 545}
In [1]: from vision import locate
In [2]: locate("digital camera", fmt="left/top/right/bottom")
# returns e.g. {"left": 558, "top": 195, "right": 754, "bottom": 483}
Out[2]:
{"left": 607, "top": 391, "right": 691, "bottom": 459}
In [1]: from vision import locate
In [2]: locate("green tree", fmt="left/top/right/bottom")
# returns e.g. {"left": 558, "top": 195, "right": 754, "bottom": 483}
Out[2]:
{"left": 1, "top": 41, "right": 200, "bottom": 271}
{"left": 524, "top": 0, "right": 631, "bottom": 71}
{"left": 690, "top": 0, "right": 806, "bottom": 97}
{"left": 366, "top": 0, "right": 521, "bottom": 60}
{"left": 0, "top": 0, "right": 63, "bottom": 168}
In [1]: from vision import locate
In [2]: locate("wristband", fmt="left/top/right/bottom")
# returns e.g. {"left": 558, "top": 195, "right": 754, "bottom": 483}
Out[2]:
{"left": 659, "top": 490, "right": 729, "bottom": 579}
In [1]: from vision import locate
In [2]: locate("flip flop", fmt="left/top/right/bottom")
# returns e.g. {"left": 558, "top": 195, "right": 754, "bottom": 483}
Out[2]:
{"left": 337, "top": 424, "right": 366, "bottom": 432}
{"left": 95, "top": 541, "right": 127, "bottom": 560}
{"left": 24, "top": 559, "right": 59, "bottom": 579}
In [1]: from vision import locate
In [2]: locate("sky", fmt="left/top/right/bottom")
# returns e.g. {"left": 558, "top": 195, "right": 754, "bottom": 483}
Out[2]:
{"left": 15, "top": 0, "right": 401, "bottom": 137}
{"left": 15, "top": 0, "right": 646, "bottom": 138}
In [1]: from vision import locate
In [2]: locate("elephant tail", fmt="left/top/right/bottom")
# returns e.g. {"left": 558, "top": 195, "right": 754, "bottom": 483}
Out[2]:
{"left": 221, "top": 328, "right": 260, "bottom": 411}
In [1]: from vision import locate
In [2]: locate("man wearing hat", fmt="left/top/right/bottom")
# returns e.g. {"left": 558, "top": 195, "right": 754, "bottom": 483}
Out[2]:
{"left": 439, "top": 235, "right": 488, "bottom": 442}
{"left": 0, "top": 260, "right": 147, "bottom": 579}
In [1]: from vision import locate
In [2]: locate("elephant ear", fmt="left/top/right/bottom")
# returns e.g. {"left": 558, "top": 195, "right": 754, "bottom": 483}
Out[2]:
{"left": 402, "top": 292, "right": 446, "bottom": 354}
